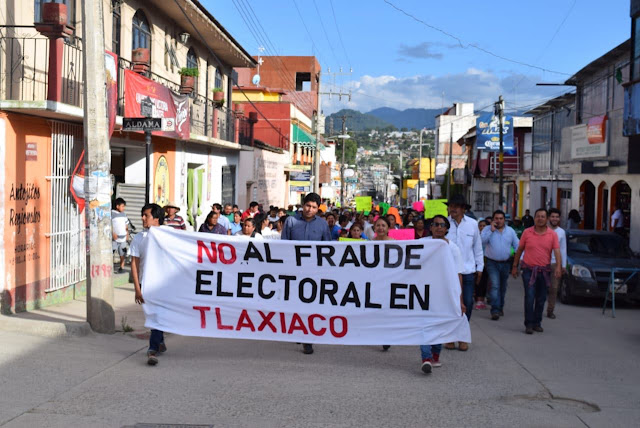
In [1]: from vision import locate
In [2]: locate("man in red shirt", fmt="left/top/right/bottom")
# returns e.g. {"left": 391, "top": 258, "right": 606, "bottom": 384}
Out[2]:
{"left": 512, "top": 208, "right": 562, "bottom": 334}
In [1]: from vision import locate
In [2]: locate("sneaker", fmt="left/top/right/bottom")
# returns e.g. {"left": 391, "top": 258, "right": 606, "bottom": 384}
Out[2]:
{"left": 491, "top": 313, "right": 500, "bottom": 321}
{"left": 421, "top": 358, "right": 433, "bottom": 374}
{"left": 117, "top": 267, "right": 124, "bottom": 274}
{"left": 525, "top": 327, "right": 533, "bottom": 334}
{"left": 474, "top": 301, "right": 487, "bottom": 310}
{"left": 533, "top": 326, "right": 544, "bottom": 333}
{"left": 432, "top": 353, "right": 442, "bottom": 367}
{"left": 302, "top": 344, "right": 314, "bottom": 354}
{"left": 382, "top": 345, "right": 391, "bottom": 351}
{"left": 147, "top": 351, "right": 158, "bottom": 366}
{"left": 158, "top": 343, "right": 167, "bottom": 353}
{"left": 547, "top": 312, "right": 556, "bottom": 319}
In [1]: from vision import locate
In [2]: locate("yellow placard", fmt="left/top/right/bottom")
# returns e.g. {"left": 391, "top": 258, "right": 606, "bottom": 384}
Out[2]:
{"left": 355, "top": 196, "right": 372, "bottom": 212}
{"left": 339, "top": 237, "right": 363, "bottom": 241}
{"left": 424, "top": 199, "right": 448, "bottom": 219}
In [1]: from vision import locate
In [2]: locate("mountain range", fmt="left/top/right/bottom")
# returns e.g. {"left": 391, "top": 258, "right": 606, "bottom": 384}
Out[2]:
{"left": 325, "top": 107, "right": 530, "bottom": 132}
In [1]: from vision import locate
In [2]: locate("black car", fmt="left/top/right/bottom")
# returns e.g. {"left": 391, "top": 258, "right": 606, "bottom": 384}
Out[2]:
{"left": 561, "top": 230, "right": 640, "bottom": 304}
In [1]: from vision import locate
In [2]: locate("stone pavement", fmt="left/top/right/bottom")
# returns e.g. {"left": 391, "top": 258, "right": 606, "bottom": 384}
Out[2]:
{"left": 1, "top": 276, "right": 639, "bottom": 427}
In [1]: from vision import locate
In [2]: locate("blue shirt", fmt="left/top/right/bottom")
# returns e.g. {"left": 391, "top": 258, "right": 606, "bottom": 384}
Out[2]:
{"left": 281, "top": 213, "right": 332, "bottom": 241}
{"left": 229, "top": 222, "right": 242, "bottom": 236}
{"left": 481, "top": 225, "right": 520, "bottom": 261}
{"left": 330, "top": 224, "right": 342, "bottom": 240}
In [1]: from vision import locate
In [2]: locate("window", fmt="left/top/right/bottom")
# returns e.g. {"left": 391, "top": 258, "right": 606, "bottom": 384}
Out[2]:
{"left": 186, "top": 48, "right": 198, "bottom": 96}
{"left": 633, "top": 15, "right": 640, "bottom": 80}
{"left": 214, "top": 68, "right": 223, "bottom": 90}
{"left": 296, "top": 72, "right": 311, "bottom": 91}
{"left": 34, "top": 0, "right": 43, "bottom": 23}
{"left": 111, "top": 0, "right": 121, "bottom": 56}
{"left": 132, "top": 10, "right": 151, "bottom": 50}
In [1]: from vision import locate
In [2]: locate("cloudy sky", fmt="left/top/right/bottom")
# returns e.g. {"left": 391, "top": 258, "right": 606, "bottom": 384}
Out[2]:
{"left": 206, "top": 0, "right": 629, "bottom": 114}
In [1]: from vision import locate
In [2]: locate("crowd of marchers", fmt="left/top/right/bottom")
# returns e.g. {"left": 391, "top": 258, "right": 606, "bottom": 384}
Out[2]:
{"left": 110, "top": 193, "right": 567, "bottom": 374}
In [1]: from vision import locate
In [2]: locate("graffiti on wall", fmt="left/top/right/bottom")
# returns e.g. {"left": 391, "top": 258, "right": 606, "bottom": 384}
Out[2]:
{"left": 9, "top": 183, "right": 41, "bottom": 234}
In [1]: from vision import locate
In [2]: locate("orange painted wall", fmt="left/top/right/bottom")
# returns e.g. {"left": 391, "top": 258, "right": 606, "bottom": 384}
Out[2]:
{"left": 1, "top": 112, "right": 51, "bottom": 313}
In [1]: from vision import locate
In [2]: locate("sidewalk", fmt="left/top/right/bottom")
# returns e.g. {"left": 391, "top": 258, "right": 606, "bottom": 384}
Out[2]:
{"left": 0, "top": 268, "right": 148, "bottom": 339}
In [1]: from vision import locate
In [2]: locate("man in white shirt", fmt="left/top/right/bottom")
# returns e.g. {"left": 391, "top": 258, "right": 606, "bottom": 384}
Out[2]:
{"left": 111, "top": 198, "right": 129, "bottom": 274}
{"left": 611, "top": 205, "right": 625, "bottom": 237}
{"left": 445, "top": 194, "right": 483, "bottom": 352}
{"left": 130, "top": 203, "right": 166, "bottom": 366}
{"left": 547, "top": 208, "right": 567, "bottom": 319}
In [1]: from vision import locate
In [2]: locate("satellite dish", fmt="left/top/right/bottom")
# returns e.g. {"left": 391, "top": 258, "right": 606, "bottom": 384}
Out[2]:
{"left": 252, "top": 74, "right": 261, "bottom": 86}
{"left": 344, "top": 168, "right": 355, "bottom": 178}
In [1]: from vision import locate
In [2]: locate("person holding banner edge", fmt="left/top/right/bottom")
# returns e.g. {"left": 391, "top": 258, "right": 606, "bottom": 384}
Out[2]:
{"left": 372, "top": 216, "right": 395, "bottom": 351}
{"left": 281, "top": 192, "right": 332, "bottom": 354}
{"left": 445, "top": 194, "right": 483, "bottom": 352}
{"left": 130, "top": 203, "right": 167, "bottom": 366}
{"left": 419, "top": 214, "right": 465, "bottom": 373}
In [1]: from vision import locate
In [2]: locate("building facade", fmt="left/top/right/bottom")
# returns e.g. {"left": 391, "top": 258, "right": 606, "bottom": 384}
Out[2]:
{"left": 0, "top": 0, "right": 256, "bottom": 313}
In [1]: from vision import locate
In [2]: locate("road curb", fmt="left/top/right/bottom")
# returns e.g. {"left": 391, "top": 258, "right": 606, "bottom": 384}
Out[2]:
{"left": 0, "top": 314, "right": 92, "bottom": 338}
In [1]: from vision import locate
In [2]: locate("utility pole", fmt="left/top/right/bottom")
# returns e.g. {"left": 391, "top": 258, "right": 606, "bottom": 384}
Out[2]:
{"left": 340, "top": 116, "right": 347, "bottom": 208}
{"left": 428, "top": 143, "right": 433, "bottom": 199}
{"left": 399, "top": 150, "right": 403, "bottom": 206}
{"left": 496, "top": 95, "right": 505, "bottom": 210}
{"left": 313, "top": 71, "right": 322, "bottom": 194}
{"left": 446, "top": 122, "right": 453, "bottom": 200}
{"left": 82, "top": 0, "right": 115, "bottom": 333}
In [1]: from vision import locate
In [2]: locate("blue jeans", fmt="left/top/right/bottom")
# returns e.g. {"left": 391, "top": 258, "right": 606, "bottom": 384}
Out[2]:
{"left": 149, "top": 329, "right": 164, "bottom": 353}
{"left": 521, "top": 269, "right": 549, "bottom": 327}
{"left": 420, "top": 344, "right": 442, "bottom": 360}
{"left": 486, "top": 259, "right": 511, "bottom": 315}
{"left": 461, "top": 273, "right": 475, "bottom": 321}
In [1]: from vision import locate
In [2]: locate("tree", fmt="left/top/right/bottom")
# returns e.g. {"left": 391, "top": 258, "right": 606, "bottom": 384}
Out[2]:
{"left": 336, "top": 139, "right": 357, "bottom": 165}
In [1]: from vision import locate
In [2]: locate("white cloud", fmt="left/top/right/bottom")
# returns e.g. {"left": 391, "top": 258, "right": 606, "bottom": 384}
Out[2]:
{"left": 322, "top": 68, "right": 567, "bottom": 115}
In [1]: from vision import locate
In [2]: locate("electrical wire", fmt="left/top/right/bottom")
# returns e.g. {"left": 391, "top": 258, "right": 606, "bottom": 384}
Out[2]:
{"left": 173, "top": 0, "right": 291, "bottom": 143}
{"left": 230, "top": 0, "right": 316, "bottom": 115}
{"left": 311, "top": 0, "right": 342, "bottom": 68}
{"left": 382, "top": 0, "right": 571, "bottom": 76}
{"left": 329, "top": 0, "right": 352, "bottom": 69}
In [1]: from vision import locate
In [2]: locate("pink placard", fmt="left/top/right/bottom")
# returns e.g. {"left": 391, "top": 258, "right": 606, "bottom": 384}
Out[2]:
{"left": 388, "top": 229, "right": 415, "bottom": 240}
{"left": 412, "top": 201, "right": 424, "bottom": 212}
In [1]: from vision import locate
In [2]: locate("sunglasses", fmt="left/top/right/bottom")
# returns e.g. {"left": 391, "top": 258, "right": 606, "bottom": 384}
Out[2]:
{"left": 432, "top": 222, "right": 447, "bottom": 228}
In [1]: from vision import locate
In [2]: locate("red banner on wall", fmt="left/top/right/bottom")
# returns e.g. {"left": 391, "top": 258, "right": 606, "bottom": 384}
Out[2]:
{"left": 124, "top": 69, "right": 190, "bottom": 140}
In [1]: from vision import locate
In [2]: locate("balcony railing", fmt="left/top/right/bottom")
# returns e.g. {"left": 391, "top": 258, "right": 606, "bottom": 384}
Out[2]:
{"left": 0, "top": 34, "right": 84, "bottom": 108}
{"left": 490, "top": 153, "right": 520, "bottom": 177}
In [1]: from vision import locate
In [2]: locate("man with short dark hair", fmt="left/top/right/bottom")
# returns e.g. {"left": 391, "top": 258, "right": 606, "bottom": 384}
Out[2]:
{"left": 482, "top": 209, "right": 519, "bottom": 320}
{"left": 242, "top": 201, "right": 260, "bottom": 220}
{"left": 522, "top": 209, "right": 534, "bottom": 229}
{"left": 130, "top": 203, "right": 166, "bottom": 365}
{"left": 223, "top": 204, "right": 234, "bottom": 223}
{"left": 211, "top": 203, "right": 231, "bottom": 233}
{"left": 512, "top": 208, "right": 561, "bottom": 334}
{"left": 547, "top": 208, "right": 567, "bottom": 319}
{"left": 281, "top": 192, "right": 331, "bottom": 354}
{"left": 112, "top": 197, "right": 129, "bottom": 273}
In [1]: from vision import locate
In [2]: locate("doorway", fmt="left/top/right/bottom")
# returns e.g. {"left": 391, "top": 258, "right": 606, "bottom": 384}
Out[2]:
{"left": 579, "top": 181, "right": 595, "bottom": 229}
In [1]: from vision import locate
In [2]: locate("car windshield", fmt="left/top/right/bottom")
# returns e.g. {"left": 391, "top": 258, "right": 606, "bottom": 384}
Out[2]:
{"left": 567, "top": 234, "right": 630, "bottom": 258}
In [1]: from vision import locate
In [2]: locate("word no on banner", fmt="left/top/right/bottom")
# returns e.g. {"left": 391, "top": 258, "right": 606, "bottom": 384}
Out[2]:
{"left": 142, "top": 227, "right": 471, "bottom": 345}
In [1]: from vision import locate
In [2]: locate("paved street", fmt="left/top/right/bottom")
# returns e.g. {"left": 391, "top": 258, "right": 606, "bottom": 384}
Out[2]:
{"left": 1, "top": 278, "right": 639, "bottom": 428}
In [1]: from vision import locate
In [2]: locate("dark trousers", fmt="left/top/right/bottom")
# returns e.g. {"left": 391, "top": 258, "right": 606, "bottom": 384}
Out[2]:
{"left": 149, "top": 329, "right": 164, "bottom": 352}
{"left": 461, "top": 273, "right": 476, "bottom": 321}
{"left": 521, "top": 268, "right": 548, "bottom": 328}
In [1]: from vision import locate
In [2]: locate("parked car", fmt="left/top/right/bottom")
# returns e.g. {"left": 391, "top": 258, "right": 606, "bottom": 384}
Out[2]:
{"left": 561, "top": 230, "right": 640, "bottom": 304}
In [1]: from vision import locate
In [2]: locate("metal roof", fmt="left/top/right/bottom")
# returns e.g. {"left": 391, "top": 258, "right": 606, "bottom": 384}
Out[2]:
{"left": 564, "top": 39, "right": 630, "bottom": 86}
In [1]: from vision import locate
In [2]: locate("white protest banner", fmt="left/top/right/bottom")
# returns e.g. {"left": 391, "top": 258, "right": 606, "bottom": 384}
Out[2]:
{"left": 141, "top": 227, "right": 471, "bottom": 345}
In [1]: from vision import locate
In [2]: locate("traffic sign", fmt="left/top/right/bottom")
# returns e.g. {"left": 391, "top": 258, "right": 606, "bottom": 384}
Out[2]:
{"left": 122, "top": 117, "right": 175, "bottom": 132}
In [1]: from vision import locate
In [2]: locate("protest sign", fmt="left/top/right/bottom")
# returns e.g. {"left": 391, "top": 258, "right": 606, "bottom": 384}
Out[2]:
{"left": 379, "top": 202, "right": 390, "bottom": 216}
{"left": 424, "top": 199, "right": 448, "bottom": 219}
{"left": 355, "top": 196, "right": 372, "bottom": 212}
{"left": 142, "top": 227, "right": 471, "bottom": 345}
{"left": 339, "top": 237, "right": 364, "bottom": 242}
{"left": 388, "top": 229, "right": 415, "bottom": 240}
{"left": 387, "top": 207, "right": 401, "bottom": 225}
{"left": 412, "top": 201, "right": 424, "bottom": 212}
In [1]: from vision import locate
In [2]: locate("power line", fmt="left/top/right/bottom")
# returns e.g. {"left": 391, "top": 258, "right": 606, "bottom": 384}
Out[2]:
{"left": 173, "top": 0, "right": 291, "bottom": 144}
{"left": 382, "top": 0, "right": 571, "bottom": 76}
{"left": 311, "top": 0, "right": 342, "bottom": 69}
{"left": 291, "top": 0, "right": 328, "bottom": 66}
{"left": 231, "top": 0, "right": 315, "bottom": 114}
{"left": 328, "top": 0, "right": 352, "bottom": 69}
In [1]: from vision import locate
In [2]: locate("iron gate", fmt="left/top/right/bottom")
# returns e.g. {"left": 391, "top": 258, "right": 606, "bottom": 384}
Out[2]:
{"left": 45, "top": 121, "right": 86, "bottom": 292}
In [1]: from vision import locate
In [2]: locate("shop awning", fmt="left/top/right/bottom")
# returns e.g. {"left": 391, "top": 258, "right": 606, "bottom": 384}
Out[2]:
{"left": 292, "top": 124, "right": 318, "bottom": 149}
